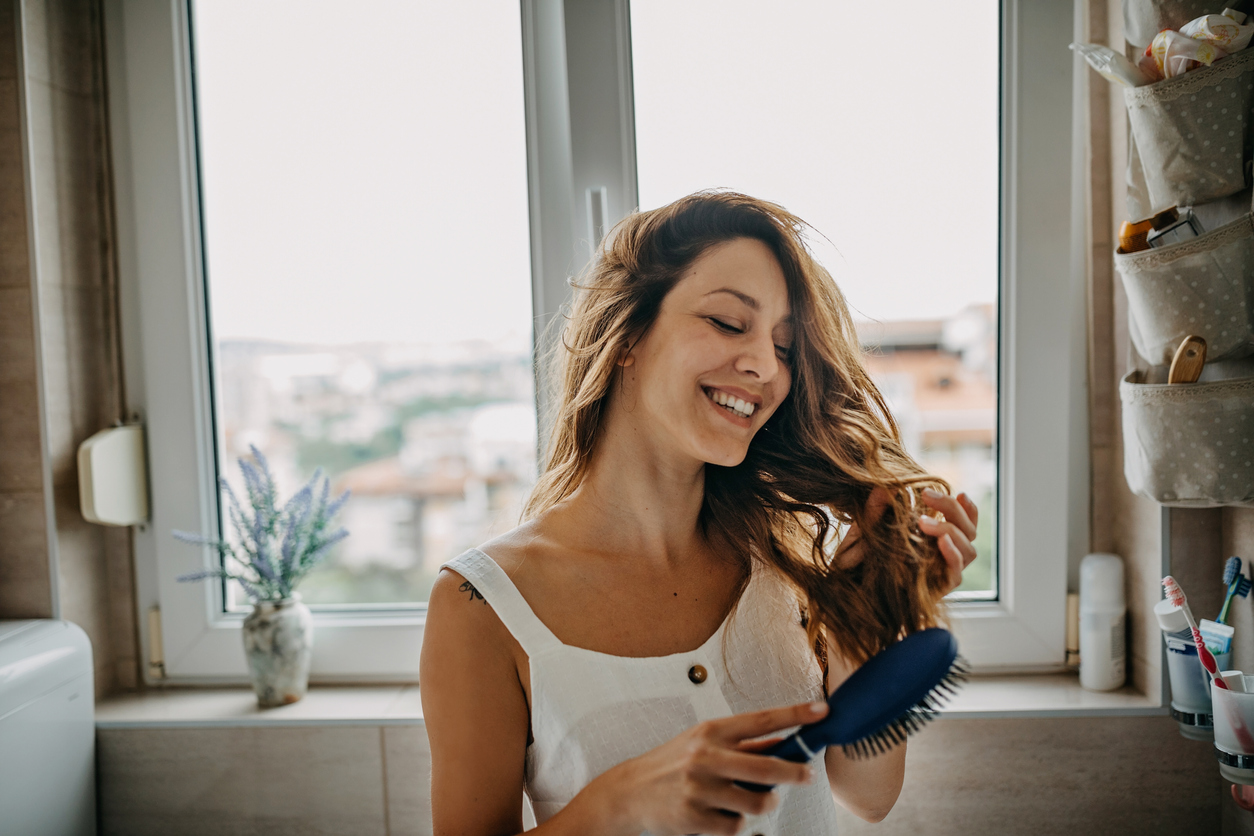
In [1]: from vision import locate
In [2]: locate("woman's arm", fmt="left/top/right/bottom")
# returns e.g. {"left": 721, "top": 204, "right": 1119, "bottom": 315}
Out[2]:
{"left": 420, "top": 569, "right": 537, "bottom": 835}
{"left": 821, "top": 646, "right": 906, "bottom": 823}
{"left": 421, "top": 568, "right": 821, "bottom": 836}
{"left": 821, "top": 489, "right": 980, "bottom": 822}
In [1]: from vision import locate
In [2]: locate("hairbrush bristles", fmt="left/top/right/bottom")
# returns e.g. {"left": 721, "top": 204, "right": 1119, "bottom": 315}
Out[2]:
{"left": 839, "top": 657, "right": 970, "bottom": 760}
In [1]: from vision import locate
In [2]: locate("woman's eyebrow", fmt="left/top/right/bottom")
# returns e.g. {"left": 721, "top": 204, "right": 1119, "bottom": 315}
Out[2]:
{"left": 704, "top": 288, "right": 759, "bottom": 310}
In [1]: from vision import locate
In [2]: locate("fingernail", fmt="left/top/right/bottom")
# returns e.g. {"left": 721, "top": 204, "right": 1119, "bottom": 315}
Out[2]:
{"left": 809, "top": 701, "right": 828, "bottom": 715}
{"left": 918, "top": 515, "right": 939, "bottom": 528}
{"left": 923, "top": 488, "right": 943, "bottom": 498}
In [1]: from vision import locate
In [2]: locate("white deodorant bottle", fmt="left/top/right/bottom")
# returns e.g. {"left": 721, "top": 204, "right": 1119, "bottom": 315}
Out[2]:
{"left": 1080, "top": 552, "right": 1127, "bottom": 691}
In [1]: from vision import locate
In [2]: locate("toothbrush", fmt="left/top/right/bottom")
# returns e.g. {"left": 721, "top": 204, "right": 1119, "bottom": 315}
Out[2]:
{"left": 1165, "top": 575, "right": 1254, "bottom": 753}
{"left": 1217, "top": 556, "right": 1252, "bottom": 625}
{"left": 1163, "top": 576, "right": 1228, "bottom": 689}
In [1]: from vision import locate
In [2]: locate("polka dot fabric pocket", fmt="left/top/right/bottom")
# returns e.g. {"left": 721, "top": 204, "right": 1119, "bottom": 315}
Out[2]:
{"left": 1121, "top": 370, "right": 1254, "bottom": 507}
{"left": 1115, "top": 206, "right": 1254, "bottom": 364}
{"left": 1125, "top": 47, "right": 1254, "bottom": 209}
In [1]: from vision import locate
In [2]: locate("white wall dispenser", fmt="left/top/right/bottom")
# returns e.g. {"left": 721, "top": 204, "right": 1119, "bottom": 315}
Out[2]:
{"left": 77, "top": 424, "right": 149, "bottom": 526}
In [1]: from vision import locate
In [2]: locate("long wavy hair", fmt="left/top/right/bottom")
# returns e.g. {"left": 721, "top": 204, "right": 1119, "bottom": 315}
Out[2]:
{"left": 524, "top": 191, "right": 951, "bottom": 665}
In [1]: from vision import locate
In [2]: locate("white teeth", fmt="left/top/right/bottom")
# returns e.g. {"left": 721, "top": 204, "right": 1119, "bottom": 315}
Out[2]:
{"left": 706, "top": 389, "right": 756, "bottom": 418}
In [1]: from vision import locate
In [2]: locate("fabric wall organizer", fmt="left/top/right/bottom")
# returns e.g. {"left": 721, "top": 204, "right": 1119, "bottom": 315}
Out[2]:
{"left": 1119, "top": 42, "right": 1254, "bottom": 508}
{"left": 1115, "top": 202, "right": 1254, "bottom": 365}
{"left": 1121, "top": 371, "right": 1254, "bottom": 506}
{"left": 1124, "top": 47, "right": 1254, "bottom": 211}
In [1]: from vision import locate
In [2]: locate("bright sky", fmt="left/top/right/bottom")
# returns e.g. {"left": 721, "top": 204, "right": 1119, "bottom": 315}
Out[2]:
{"left": 192, "top": 0, "right": 998, "bottom": 347}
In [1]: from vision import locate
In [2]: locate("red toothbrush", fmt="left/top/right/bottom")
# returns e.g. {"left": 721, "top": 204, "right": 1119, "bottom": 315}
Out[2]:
{"left": 1163, "top": 575, "right": 1229, "bottom": 689}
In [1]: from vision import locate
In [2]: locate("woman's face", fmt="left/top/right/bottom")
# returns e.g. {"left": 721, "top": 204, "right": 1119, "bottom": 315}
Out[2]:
{"left": 620, "top": 237, "right": 793, "bottom": 468}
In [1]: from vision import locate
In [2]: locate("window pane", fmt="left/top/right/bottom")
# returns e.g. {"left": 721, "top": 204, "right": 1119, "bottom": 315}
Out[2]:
{"left": 191, "top": 1, "right": 535, "bottom": 607}
{"left": 630, "top": 0, "right": 1000, "bottom": 596}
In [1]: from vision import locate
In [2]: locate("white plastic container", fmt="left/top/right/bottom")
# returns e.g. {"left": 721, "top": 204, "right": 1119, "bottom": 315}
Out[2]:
{"left": 1159, "top": 598, "right": 1232, "bottom": 739}
{"left": 1212, "top": 674, "right": 1254, "bottom": 785}
{"left": 1079, "top": 553, "right": 1127, "bottom": 691}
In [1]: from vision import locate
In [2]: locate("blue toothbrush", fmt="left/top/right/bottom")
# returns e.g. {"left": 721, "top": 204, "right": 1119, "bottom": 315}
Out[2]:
{"left": 1217, "top": 556, "right": 1251, "bottom": 625}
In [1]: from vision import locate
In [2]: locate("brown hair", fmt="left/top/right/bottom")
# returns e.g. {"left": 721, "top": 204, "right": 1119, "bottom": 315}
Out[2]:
{"left": 524, "top": 191, "right": 950, "bottom": 665}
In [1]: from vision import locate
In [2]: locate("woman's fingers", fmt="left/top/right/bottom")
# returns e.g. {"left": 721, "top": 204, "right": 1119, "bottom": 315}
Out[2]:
{"left": 709, "top": 701, "right": 828, "bottom": 745}
{"left": 735, "top": 735, "right": 786, "bottom": 753}
{"left": 956, "top": 491, "right": 979, "bottom": 529}
{"left": 703, "top": 747, "right": 813, "bottom": 787}
{"left": 918, "top": 511, "right": 978, "bottom": 591}
{"left": 698, "top": 780, "right": 783, "bottom": 817}
{"left": 921, "top": 489, "right": 977, "bottom": 542}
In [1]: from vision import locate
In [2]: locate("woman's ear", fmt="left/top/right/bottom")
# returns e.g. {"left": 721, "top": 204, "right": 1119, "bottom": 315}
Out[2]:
{"left": 616, "top": 341, "right": 636, "bottom": 367}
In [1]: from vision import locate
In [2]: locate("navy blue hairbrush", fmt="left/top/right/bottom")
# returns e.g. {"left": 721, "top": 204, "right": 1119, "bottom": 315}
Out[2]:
{"left": 739, "top": 627, "right": 967, "bottom": 792}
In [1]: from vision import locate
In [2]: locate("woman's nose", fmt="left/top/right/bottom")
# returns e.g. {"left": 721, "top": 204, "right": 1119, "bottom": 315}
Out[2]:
{"left": 735, "top": 334, "right": 782, "bottom": 382}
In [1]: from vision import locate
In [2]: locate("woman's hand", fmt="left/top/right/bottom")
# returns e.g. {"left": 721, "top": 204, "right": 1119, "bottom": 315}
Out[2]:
{"left": 917, "top": 489, "right": 979, "bottom": 593}
{"left": 575, "top": 701, "right": 826, "bottom": 836}
{"left": 832, "top": 487, "right": 980, "bottom": 593}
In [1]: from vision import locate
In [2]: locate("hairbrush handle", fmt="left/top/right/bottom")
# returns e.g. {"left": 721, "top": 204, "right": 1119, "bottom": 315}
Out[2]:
{"left": 735, "top": 734, "right": 815, "bottom": 794}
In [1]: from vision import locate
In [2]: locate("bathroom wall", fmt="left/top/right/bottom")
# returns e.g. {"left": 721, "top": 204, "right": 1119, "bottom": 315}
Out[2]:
{"left": 0, "top": 0, "right": 138, "bottom": 696}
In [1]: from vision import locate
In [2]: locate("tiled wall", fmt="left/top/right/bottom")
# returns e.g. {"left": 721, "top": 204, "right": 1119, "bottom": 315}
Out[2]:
{"left": 99, "top": 715, "right": 1231, "bottom": 836}
{"left": 99, "top": 724, "right": 434, "bottom": 836}
{"left": 836, "top": 715, "right": 1224, "bottom": 835}
{"left": 0, "top": 0, "right": 138, "bottom": 695}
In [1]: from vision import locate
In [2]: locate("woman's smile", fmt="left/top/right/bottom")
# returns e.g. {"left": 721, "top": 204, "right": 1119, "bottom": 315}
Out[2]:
{"left": 702, "top": 386, "right": 758, "bottom": 424}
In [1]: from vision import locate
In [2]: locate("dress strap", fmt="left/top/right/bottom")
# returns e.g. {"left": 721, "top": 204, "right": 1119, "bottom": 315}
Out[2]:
{"left": 441, "top": 549, "right": 563, "bottom": 657}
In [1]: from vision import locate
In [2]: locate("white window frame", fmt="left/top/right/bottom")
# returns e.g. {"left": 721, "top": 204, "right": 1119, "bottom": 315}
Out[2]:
{"left": 107, "top": 0, "right": 1080, "bottom": 683}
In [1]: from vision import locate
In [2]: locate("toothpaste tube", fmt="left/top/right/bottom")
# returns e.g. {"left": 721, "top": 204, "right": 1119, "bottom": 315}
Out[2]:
{"left": 1202, "top": 618, "right": 1236, "bottom": 655}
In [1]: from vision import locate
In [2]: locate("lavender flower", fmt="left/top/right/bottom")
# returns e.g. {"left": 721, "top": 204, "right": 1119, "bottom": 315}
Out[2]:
{"left": 174, "top": 449, "right": 350, "bottom": 603}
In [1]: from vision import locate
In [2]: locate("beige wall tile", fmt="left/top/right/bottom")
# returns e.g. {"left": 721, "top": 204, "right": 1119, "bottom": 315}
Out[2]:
{"left": 0, "top": 287, "right": 44, "bottom": 492}
{"left": 54, "top": 483, "right": 113, "bottom": 695}
{"left": 1223, "top": 508, "right": 1254, "bottom": 675}
{"left": 0, "top": 1, "right": 16, "bottom": 81}
{"left": 0, "top": 489, "right": 51, "bottom": 617}
{"left": 19, "top": 0, "right": 96, "bottom": 97}
{"left": 834, "top": 716, "right": 1220, "bottom": 836}
{"left": 37, "top": 283, "right": 115, "bottom": 485}
{"left": 26, "top": 81, "right": 106, "bottom": 293}
{"left": 0, "top": 79, "right": 30, "bottom": 287}
{"left": 46, "top": 84, "right": 104, "bottom": 290}
{"left": 99, "top": 726, "right": 388, "bottom": 836}
{"left": 384, "top": 725, "right": 433, "bottom": 836}
{"left": 104, "top": 524, "right": 139, "bottom": 691}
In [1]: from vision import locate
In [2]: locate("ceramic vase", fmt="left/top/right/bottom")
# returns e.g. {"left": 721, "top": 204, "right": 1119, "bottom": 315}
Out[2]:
{"left": 242, "top": 594, "right": 313, "bottom": 707}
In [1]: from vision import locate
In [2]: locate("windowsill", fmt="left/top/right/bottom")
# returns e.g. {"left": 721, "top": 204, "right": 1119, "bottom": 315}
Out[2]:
{"left": 95, "top": 684, "right": 423, "bottom": 729}
{"left": 942, "top": 672, "right": 1164, "bottom": 719}
{"left": 95, "top": 673, "right": 1162, "bottom": 730}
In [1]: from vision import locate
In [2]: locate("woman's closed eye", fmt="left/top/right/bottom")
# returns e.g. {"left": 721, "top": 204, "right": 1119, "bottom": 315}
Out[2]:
{"left": 710, "top": 317, "right": 791, "bottom": 362}
{"left": 708, "top": 316, "right": 744, "bottom": 335}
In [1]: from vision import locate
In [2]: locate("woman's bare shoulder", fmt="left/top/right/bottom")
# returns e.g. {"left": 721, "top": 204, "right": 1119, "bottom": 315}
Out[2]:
{"left": 474, "top": 517, "right": 553, "bottom": 576}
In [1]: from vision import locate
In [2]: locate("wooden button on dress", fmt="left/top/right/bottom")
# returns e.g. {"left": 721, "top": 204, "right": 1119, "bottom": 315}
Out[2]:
{"left": 687, "top": 664, "right": 707, "bottom": 684}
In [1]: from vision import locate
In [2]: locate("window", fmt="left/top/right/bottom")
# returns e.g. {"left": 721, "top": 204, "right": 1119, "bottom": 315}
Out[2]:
{"left": 108, "top": 0, "right": 1081, "bottom": 680}
{"left": 191, "top": 1, "right": 535, "bottom": 609}
{"left": 628, "top": 0, "right": 1000, "bottom": 596}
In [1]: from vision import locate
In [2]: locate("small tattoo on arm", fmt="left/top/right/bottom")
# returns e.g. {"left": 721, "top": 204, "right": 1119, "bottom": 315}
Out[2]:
{"left": 459, "top": 581, "right": 486, "bottom": 604}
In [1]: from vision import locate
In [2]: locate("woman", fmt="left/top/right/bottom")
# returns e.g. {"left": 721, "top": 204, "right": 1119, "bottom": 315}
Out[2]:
{"left": 420, "top": 192, "right": 979, "bottom": 835}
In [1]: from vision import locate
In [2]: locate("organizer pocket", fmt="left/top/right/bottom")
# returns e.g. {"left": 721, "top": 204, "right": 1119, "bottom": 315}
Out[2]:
{"left": 1121, "top": 371, "right": 1254, "bottom": 507}
{"left": 1114, "top": 211, "right": 1254, "bottom": 364}
{"left": 1124, "top": 47, "right": 1254, "bottom": 209}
